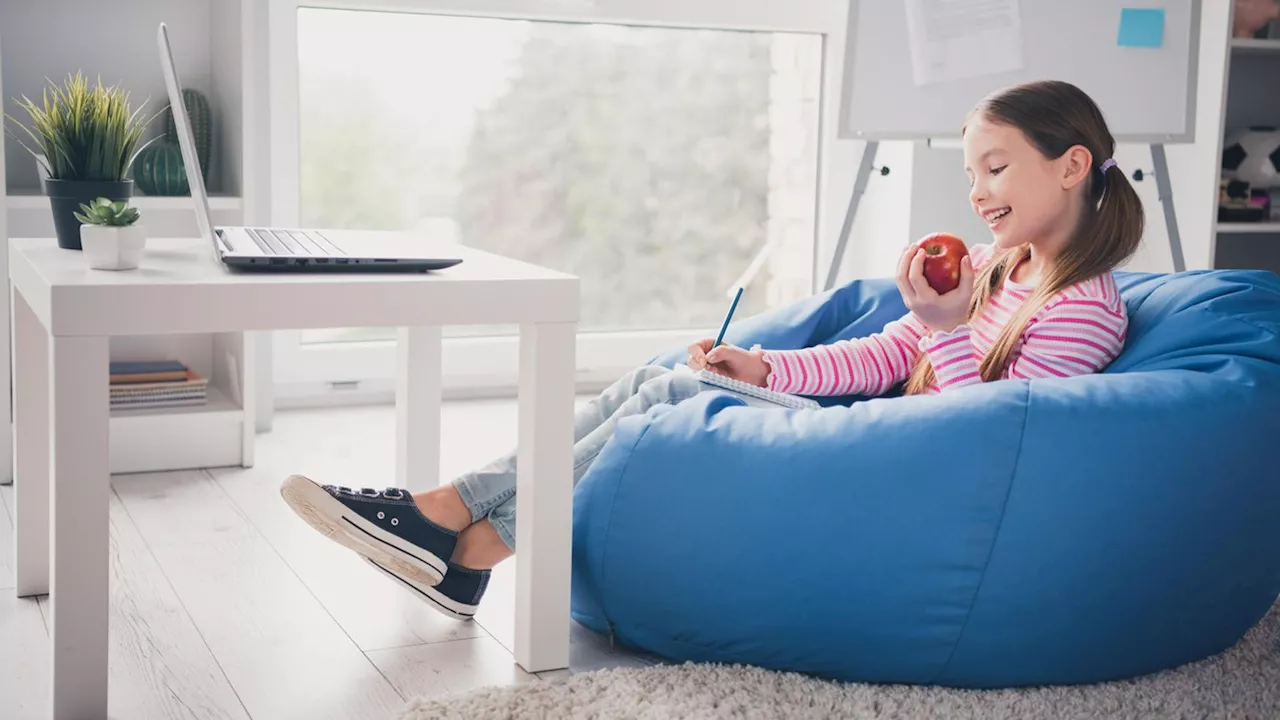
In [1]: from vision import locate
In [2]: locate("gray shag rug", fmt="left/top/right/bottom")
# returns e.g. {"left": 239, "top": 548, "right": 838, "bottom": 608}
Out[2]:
{"left": 399, "top": 603, "right": 1280, "bottom": 719}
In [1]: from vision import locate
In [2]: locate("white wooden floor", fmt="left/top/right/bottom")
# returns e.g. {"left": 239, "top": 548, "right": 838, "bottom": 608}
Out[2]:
{"left": 1, "top": 396, "right": 660, "bottom": 719}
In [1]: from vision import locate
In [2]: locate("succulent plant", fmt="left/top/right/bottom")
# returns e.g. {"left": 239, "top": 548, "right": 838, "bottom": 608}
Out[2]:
{"left": 74, "top": 197, "right": 141, "bottom": 227}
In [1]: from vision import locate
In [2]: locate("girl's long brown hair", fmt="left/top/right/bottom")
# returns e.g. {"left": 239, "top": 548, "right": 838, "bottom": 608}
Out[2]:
{"left": 904, "top": 80, "right": 1144, "bottom": 395}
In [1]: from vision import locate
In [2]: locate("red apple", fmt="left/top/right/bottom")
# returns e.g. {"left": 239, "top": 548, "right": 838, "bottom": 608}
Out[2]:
{"left": 917, "top": 232, "right": 969, "bottom": 294}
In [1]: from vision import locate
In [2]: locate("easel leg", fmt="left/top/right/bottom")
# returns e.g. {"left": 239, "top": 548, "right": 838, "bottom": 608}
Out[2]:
{"left": 824, "top": 141, "right": 880, "bottom": 291}
{"left": 1150, "top": 144, "right": 1186, "bottom": 273}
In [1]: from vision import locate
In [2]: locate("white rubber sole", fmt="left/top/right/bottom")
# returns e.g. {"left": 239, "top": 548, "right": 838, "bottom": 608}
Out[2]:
{"left": 280, "top": 474, "right": 448, "bottom": 587}
{"left": 361, "top": 557, "right": 478, "bottom": 620}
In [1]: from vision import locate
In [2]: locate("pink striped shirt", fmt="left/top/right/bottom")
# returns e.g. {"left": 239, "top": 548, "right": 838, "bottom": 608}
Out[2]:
{"left": 761, "top": 244, "right": 1128, "bottom": 396}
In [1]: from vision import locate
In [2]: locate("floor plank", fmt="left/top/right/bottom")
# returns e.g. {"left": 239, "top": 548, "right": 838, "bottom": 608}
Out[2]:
{"left": 371, "top": 560, "right": 657, "bottom": 702}
{"left": 261, "top": 399, "right": 659, "bottom": 674}
{"left": 104, "top": 489, "right": 251, "bottom": 720}
{"left": 207, "top": 405, "right": 487, "bottom": 652}
{"left": 0, "top": 589, "right": 48, "bottom": 719}
{"left": 113, "top": 470, "right": 407, "bottom": 720}
{"left": 1, "top": 484, "right": 16, "bottom": 590}
{"left": 366, "top": 634, "right": 537, "bottom": 700}
{"left": 473, "top": 558, "right": 517, "bottom": 654}
{"left": 2, "top": 395, "right": 658, "bottom": 720}
{"left": 1, "top": 479, "right": 50, "bottom": 720}
{"left": 206, "top": 396, "right": 580, "bottom": 655}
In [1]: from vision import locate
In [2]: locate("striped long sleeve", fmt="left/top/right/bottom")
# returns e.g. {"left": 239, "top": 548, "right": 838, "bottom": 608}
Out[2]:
{"left": 923, "top": 276, "right": 1128, "bottom": 391}
{"left": 1005, "top": 288, "right": 1128, "bottom": 380}
{"left": 761, "top": 312, "right": 930, "bottom": 397}
{"left": 919, "top": 325, "right": 982, "bottom": 390}
{"left": 759, "top": 244, "right": 1128, "bottom": 396}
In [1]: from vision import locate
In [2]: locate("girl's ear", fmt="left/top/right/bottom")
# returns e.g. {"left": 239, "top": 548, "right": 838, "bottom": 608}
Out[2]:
{"left": 1060, "top": 144, "right": 1094, "bottom": 190}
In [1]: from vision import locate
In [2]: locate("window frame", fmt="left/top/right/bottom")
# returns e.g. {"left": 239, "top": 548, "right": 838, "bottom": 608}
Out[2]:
{"left": 267, "top": 0, "right": 848, "bottom": 404}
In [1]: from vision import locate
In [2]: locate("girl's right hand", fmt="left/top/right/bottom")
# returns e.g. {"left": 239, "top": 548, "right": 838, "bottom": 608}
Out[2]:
{"left": 686, "top": 338, "right": 770, "bottom": 388}
{"left": 896, "top": 240, "right": 974, "bottom": 333}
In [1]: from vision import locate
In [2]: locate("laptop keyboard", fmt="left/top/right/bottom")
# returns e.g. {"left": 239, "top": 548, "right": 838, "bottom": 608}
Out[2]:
{"left": 245, "top": 228, "right": 344, "bottom": 257}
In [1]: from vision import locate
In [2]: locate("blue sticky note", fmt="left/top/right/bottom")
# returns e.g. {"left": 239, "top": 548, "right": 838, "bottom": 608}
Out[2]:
{"left": 1118, "top": 8, "right": 1165, "bottom": 48}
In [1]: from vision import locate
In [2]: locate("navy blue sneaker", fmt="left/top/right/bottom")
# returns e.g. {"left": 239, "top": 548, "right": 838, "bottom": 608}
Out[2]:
{"left": 362, "top": 556, "right": 490, "bottom": 620}
{"left": 280, "top": 474, "right": 457, "bottom": 587}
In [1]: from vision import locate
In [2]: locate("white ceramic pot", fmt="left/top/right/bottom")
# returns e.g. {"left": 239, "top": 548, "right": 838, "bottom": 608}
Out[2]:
{"left": 80, "top": 224, "right": 147, "bottom": 270}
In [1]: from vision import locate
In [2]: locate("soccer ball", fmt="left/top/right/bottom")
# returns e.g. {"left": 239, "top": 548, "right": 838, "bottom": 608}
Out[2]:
{"left": 1222, "top": 127, "right": 1280, "bottom": 188}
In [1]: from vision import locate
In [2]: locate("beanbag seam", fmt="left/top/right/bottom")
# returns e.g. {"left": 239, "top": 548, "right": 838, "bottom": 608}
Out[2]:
{"left": 1219, "top": 313, "right": 1280, "bottom": 337}
{"left": 930, "top": 382, "right": 1031, "bottom": 683}
{"left": 597, "top": 417, "right": 663, "bottom": 638}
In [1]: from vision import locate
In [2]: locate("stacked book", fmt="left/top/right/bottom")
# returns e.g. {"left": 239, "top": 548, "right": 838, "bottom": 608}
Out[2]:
{"left": 110, "top": 360, "right": 208, "bottom": 410}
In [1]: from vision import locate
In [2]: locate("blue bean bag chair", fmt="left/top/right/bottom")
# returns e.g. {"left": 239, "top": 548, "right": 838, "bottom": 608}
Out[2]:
{"left": 569, "top": 267, "right": 1280, "bottom": 688}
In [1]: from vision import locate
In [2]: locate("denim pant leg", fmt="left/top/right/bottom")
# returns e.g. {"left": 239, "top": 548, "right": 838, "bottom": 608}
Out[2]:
{"left": 452, "top": 364, "right": 706, "bottom": 552}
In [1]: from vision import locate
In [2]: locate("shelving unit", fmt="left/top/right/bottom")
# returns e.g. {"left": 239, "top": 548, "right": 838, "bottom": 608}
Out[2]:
{"left": 5, "top": 189, "right": 245, "bottom": 239}
{"left": 1, "top": 0, "right": 268, "bottom": 476}
{"left": 1211, "top": 27, "right": 1280, "bottom": 272}
{"left": 5, "top": 189, "right": 244, "bottom": 211}
{"left": 1229, "top": 37, "right": 1280, "bottom": 53}
{"left": 1218, "top": 221, "right": 1280, "bottom": 234}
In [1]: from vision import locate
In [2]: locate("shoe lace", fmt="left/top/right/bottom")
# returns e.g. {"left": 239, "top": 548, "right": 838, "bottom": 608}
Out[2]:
{"left": 323, "top": 484, "right": 406, "bottom": 500}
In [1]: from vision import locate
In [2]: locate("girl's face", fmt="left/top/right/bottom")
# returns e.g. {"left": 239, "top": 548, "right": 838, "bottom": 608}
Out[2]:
{"left": 962, "top": 114, "right": 1088, "bottom": 252}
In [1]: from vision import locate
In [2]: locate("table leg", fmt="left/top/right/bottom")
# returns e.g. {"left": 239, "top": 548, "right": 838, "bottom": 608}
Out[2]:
{"left": 49, "top": 334, "right": 110, "bottom": 719}
{"left": 514, "top": 320, "right": 575, "bottom": 673}
{"left": 396, "top": 326, "right": 442, "bottom": 492}
{"left": 13, "top": 287, "right": 49, "bottom": 597}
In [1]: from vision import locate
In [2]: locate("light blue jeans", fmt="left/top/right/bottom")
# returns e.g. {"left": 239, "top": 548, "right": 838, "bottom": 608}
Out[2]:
{"left": 452, "top": 364, "right": 778, "bottom": 552}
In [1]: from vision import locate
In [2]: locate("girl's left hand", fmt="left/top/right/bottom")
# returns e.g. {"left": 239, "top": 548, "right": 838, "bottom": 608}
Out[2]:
{"left": 896, "top": 243, "right": 974, "bottom": 334}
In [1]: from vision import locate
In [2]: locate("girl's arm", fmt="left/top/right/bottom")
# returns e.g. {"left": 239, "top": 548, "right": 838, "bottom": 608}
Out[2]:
{"left": 760, "top": 312, "right": 930, "bottom": 397}
{"left": 1008, "top": 287, "right": 1128, "bottom": 380}
{"left": 759, "top": 242, "right": 1006, "bottom": 397}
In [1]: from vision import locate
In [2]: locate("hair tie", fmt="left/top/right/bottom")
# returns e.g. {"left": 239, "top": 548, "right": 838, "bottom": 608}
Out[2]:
{"left": 1099, "top": 158, "right": 1117, "bottom": 173}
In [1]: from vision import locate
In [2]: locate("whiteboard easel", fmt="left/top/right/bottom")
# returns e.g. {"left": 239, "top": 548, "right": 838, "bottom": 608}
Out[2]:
{"left": 826, "top": 0, "right": 1201, "bottom": 289}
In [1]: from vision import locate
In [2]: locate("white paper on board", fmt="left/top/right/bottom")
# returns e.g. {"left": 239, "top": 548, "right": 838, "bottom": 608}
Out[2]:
{"left": 903, "top": 0, "right": 1025, "bottom": 86}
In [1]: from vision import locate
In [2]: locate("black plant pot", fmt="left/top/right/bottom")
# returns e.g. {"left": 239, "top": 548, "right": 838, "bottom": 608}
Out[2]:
{"left": 41, "top": 178, "right": 134, "bottom": 250}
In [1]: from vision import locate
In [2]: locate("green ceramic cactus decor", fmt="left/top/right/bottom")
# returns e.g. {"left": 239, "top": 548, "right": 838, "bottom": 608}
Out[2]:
{"left": 134, "top": 88, "right": 211, "bottom": 195}
{"left": 133, "top": 143, "right": 189, "bottom": 196}
{"left": 165, "top": 88, "right": 211, "bottom": 181}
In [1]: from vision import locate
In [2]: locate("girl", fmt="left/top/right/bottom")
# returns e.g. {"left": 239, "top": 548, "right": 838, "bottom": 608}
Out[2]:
{"left": 280, "top": 79, "right": 1143, "bottom": 619}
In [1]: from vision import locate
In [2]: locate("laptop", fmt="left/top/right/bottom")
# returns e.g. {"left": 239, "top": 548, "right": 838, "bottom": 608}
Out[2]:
{"left": 156, "top": 22, "right": 463, "bottom": 272}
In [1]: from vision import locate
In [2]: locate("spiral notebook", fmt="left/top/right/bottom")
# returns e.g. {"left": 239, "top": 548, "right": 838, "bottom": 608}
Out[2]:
{"left": 676, "top": 364, "right": 820, "bottom": 410}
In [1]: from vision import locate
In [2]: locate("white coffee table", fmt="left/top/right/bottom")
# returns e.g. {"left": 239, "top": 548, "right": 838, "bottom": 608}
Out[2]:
{"left": 8, "top": 236, "right": 579, "bottom": 720}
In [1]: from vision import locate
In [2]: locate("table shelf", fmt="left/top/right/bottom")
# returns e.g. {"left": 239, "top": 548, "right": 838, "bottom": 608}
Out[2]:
{"left": 110, "top": 384, "right": 240, "bottom": 419}
{"left": 108, "top": 386, "right": 246, "bottom": 475}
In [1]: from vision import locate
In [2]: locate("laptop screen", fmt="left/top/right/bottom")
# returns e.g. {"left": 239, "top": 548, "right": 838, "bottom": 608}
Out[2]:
{"left": 156, "top": 23, "right": 217, "bottom": 249}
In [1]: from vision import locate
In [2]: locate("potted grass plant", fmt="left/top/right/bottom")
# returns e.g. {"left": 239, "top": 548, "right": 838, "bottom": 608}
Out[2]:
{"left": 75, "top": 197, "right": 146, "bottom": 270}
{"left": 4, "top": 72, "right": 160, "bottom": 249}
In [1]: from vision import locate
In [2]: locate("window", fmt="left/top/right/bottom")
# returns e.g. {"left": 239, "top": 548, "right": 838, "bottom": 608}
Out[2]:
{"left": 270, "top": 1, "right": 837, "bottom": 400}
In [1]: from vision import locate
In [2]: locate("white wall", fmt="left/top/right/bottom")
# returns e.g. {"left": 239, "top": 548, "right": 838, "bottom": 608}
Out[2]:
{"left": 812, "top": 0, "right": 917, "bottom": 289}
{"left": 908, "top": 141, "right": 990, "bottom": 249}
{"left": 817, "top": 139, "right": 918, "bottom": 287}
{"left": 1161, "top": 0, "right": 1231, "bottom": 272}
{"left": 1, "top": 0, "right": 218, "bottom": 190}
